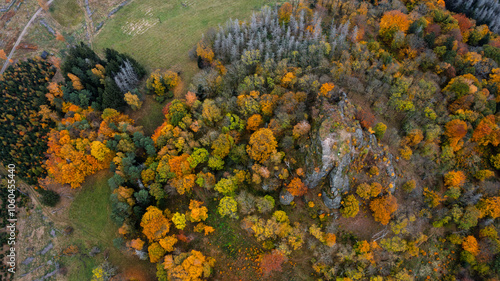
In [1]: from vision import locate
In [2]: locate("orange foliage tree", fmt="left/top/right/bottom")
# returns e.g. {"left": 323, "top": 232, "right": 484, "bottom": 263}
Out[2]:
{"left": 170, "top": 174, "right": 196, "bottom": 195}
{"left": 129, "top": 238, "right": 145, "bottom": 250}
{"left": 55, "top": 32, "right": 65, "bottom": 42}
{"left": 45, "top": 129, "right": 109, "bottom": 188}
{"left": 318, "top": 82, "right": 335, "bottom": 98}
{"left": 444, "top": 170, "right": 466, "bottom": 187}
{"left": 46, "top": 82, "right": 64, "bottom": 106}
{"left": 445, "top": 119, "right": 468, "bottom": 150}
{"left": 246, "top": 128, "right": 278, "bottom": 163}
{"left": 163, "top": 250, "right": 215, "bottom": 280}
{"left": 246, "top": 114, "right": 263, "bottom": 131}
{"left": 278, "top": 2, "right": 293, "bottom": 24}
{"left": 453, "top": 14, "right": 473, "bottom": 40}
{"left": 0, "top": 49, "right": 7, "bottom": 60}
{"left": 286, "top": 177, "right": 308, "bottom": 197}
{"left": 159, "top": 235, "right": 178, "bottom": 252}
{"left": 169, "top": 154, "right": 192, "bottom": 178}
{"left": 141, "top": 206, "right": 170, "bottom": 242}
{"left": 462, "top": 235, "right": 479, "bottom": 256}
{"left": 379, "top": 10, "right": 411, "bottom": 40}
{"left": 67, "top": 73, "right": 84, "bottom": 90}
{"left": 403, "top": 129, "right": 424, "bottom": 147}
{"left": 472, "top": 115, "right": 500, "bottom": 146}
{"left": 187, "top": 200, "right": 208, "bottom": 222}
{"left": 370, "top": 195, "right": 398, "bottom": 225}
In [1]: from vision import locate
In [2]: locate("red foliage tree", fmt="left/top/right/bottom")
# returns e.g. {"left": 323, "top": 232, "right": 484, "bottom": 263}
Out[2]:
{"left": 355, "top": 109, "right": 375, "bottom": 129}
{"left": 259, "top": 250, "right": 287, "bottom": 277}
{"left": 452, "top": 14, "right": 473, "bottom": 34}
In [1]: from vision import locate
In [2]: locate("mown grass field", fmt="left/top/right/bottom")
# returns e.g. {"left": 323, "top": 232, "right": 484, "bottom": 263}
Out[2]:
{"left": 94, "top": 0, "right": 281, "bottom": 81}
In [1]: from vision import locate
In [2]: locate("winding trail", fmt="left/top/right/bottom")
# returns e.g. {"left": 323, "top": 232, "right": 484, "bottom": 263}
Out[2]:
{"left": 0, "top": 0, "right": 55, "bottom": 74}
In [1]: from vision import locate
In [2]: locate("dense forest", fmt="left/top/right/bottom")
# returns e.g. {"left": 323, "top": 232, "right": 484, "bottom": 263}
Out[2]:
{"left": 2, "top": 0, "right": 500, "bottom": 280}
{"left": 0, "top": 59, "right": 56, "bottom": 185}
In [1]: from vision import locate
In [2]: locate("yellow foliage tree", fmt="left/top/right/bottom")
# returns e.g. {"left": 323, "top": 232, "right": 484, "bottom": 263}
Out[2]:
{"left": 477, "top": 197, "right": 500, "bottom": 219}
{"left": 90, "top": 141, "right": 111, "bottom": 162}
{"left": 124, "top": 92, "right": 143, "bottom": 110}
{"left": 196, "top": 42, "right": 214, "bottom": 63}
{"left": 148, "top": 242, "right": 166, "bottom": 263}
{"left": 218, "top": 196, "right": 238, "bottom": 218}
{"left": 340, "top": 195, "right": 360, "bottom": 218}
{"left": 172, "top": 212, "right": 187, "bottom": 230}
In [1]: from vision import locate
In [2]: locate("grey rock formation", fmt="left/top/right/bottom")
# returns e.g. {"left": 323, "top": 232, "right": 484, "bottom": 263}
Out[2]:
{"left": 385, "top": 153, "right": 397, "bottom": 193}
{"left": 324, "top": 152, "right": 352, "bottom": 209}
{"left": 89, "top": 246, "right": 101, "bottom": 257}
{"left": 39, "top": 243, "right": 53, "bottom": 255}
{"left": 39, "top": 19, "right": 55, "bottom": 35}
{"left": 322, "top": 189, "right": 338, "bottom": 209}
{"left": 279, "top": 189, "right": 294, "bottom": 205}
{"left": 354, "top": 128, "right": 363, "bottom": 147}
{"left": 21, "top": 257, "right": 35, "bottom": 265}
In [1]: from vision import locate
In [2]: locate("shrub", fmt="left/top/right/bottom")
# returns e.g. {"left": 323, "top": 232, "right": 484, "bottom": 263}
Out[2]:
{"left": 39, "top": 189, "right": 60, "bottom": 207}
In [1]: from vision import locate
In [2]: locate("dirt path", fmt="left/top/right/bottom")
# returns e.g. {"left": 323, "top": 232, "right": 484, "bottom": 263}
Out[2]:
{"left": 0, "top": 0, "right": 55, "bottom": 74}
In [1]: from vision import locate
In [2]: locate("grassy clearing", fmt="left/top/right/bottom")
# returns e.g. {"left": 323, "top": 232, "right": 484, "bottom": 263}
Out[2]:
{"left": 68, "top": 171, "right": 115, "bottom": 242}
{"left": 65, "top": 170, "right": 156, "bottom": 280}
{"left": 94, "top": 0, "right": 280, "bottom": 82}
{"left": 127, "top": 95, "right": 167, "bottom": 136}
{"left": 65, "top": 170, "right": 115, "bottom": 279}
{"left": 49, "top": 0, "right": 84, "bottom": 28}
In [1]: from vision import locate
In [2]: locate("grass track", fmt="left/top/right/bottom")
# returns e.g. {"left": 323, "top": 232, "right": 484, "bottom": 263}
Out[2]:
{"left": 94, "top": 0, "right": 280, "bottom": 81}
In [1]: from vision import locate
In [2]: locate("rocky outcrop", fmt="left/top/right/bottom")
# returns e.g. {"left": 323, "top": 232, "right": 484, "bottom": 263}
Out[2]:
{"left": 303, "top": 95, "right": 395, "bottom": 210}
{"left": 326, "top": 153, "right": 352, "bottom": 209}
{"left": 385, "top": 153, "right": 397, "bottom": 193}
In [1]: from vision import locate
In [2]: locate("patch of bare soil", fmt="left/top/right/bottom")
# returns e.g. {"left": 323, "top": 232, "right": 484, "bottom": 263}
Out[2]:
{"left": 337, "top": 207, "right": 385, "bottom": 241}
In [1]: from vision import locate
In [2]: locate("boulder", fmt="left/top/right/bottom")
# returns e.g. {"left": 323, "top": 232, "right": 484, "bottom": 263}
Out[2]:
{"left": 279, "top": 190, "right": 294, "bottom": 205}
